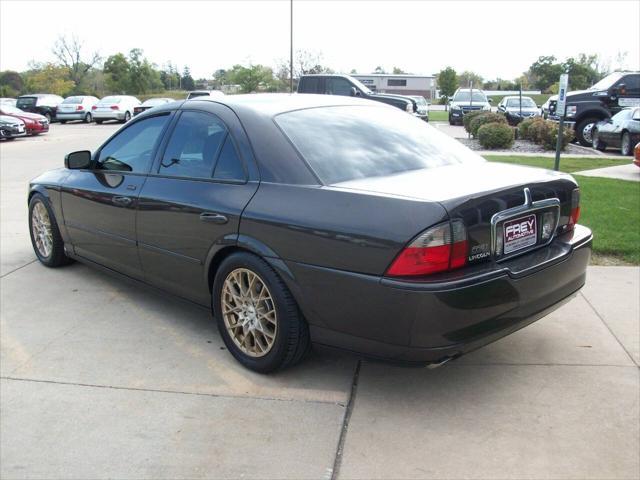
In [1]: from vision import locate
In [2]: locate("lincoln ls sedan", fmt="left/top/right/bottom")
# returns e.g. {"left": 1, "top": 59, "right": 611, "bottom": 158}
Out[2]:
{"left": 28, "top": 94, "right": 592, "bottom": 373}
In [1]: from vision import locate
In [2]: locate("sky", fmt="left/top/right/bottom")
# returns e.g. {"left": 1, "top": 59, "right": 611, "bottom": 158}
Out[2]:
{"left": 1, "top": 0, "right": 638, "bottom": 80}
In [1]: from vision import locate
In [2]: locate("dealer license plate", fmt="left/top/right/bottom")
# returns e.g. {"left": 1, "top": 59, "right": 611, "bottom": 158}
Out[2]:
{"left": 503, "top": 214, "right": 537, "bottom": 255}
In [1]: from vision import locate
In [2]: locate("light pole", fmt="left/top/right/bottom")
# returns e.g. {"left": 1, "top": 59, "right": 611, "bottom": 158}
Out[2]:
{"left": 290, "top": 0, "right": 294, "bottom": 93}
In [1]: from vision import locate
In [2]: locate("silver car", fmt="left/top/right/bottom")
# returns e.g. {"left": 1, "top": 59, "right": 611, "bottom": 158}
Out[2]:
{"left": 57, "top": 95, "right": 99, "bottom": 123}
{"left": 0, "top": 98, "right": 17, "bottom": 107}
{"left": 0, "top": 115, "right": 26, "bottom": 140}
{"left": 92, "top": 95, "right": 141, "bottom": 123}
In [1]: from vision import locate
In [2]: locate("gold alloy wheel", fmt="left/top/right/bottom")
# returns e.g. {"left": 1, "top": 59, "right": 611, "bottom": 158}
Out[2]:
{"left": 221, "top": 268, "right": 277, "bottom": 357}
{"left": 31, "top": 201, "right": 53, "bottom": 258}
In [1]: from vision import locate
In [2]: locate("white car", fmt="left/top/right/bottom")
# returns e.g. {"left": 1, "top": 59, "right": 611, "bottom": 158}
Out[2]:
{"left": 57, "top": 95, "right": 99, "bottom": 123}
{"left": 92, "top": 95, "right": 141, "bottom": 123}
{"left": 186, "top": 90, "right": 225, "bottom": 100}
{"left": 0, "top": 115, "right": 26, "bottom": 140}
{"left": 0, "top": 98, "right": 17, "bottom": 107}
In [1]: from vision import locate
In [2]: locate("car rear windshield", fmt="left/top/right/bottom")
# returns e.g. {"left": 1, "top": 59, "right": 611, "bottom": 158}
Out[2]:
{"left": 16, "top": 97, "right": 36, "bottom": 108}
{"left": 99, "top": 96, "right": 122, "bottom": 104}
{"left": 62, "top": 97, "right": 83, "bottom": 104}
{"left": 275, "top": 105, "right": 484, "bottom": 184}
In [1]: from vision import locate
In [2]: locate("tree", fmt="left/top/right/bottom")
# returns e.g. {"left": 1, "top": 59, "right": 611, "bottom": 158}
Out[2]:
{"left": 181, "top": 66, "right": 195, "bottom": 91}
{"left": 0, "top": 70, "right": 23, "bottom": 97}
{"left": 350, "top": 69, "right": 357, "bottom": 74}
{"left": 392, "top": 67, "right": 407, "bottom": 74}
{"left": 562, "top": 54, "right": 605, "bottom": 90}
{"left": 52, "top": 35, "right": 101, "bottom": 92}
{"left": 127, "top": 48, "right": 162, "bottom": 94}
{"left": 103, "top": 53, "right": 130, "bottom": 93}
{"left": 457, "top": 71, "right": 483, "bottom": 88}
{"left": 527, "top": 56, "right": 564, "bottom": 92}
{"left": 23, "top": 63, "right": 74, "bottom": 96}
{"left": 374, "top": 66, "right": 386, "bottom": 74}
{"left": 226, "top": 64, "right": 275, "bottom": 93}
{"left": 436, "top": 67, "right": 458, "bottom": 100}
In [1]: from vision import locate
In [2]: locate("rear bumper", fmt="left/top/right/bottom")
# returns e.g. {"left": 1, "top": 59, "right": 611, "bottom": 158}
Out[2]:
{"left": 286, "top": 225, "right": 592, "bottom": 365}
{"left": 56, "top": 112, "right": 87, "bottom": 121}
{"left": 93, "top": 111, "right": 127, "bottom": 120}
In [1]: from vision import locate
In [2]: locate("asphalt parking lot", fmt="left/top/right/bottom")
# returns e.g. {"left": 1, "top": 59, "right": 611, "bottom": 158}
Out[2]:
{"left": 1, "top": 124, "right": 639, "bottom": 479}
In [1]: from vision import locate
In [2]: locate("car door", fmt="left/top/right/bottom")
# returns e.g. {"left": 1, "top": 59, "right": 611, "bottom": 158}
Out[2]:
{"left": 61, "top": 112, "right": 173, "bottom": 279}
{"left": 617, "top": 74, "right": 640, "bottom": 110}
{"left": 136, "top": 105, "right": 259, "bottom": 305}
{"left": 325, "top": 77, "right": 354, "bottom": 96}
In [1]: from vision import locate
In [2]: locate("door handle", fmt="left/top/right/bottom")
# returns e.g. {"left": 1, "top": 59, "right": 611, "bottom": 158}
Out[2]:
{"left": 112, "top": 196, "right": 132, "bottom": 206}
{"left": 200, "top": 212, "right": 228, "bottom": 224}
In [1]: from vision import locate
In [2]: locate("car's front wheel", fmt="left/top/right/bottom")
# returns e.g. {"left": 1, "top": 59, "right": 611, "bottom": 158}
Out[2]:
{"left": 621, "top": 132, "right": 632, "bottom": 156}
{"left": 28, "top": 194, "right": 73, "bottom": 267}
{"left": 576, "top": 117, "right": 599, "bottom": 147}
{"left": 212, "top": 252, "right": 309, "bottom": 373}
{"left": 592, "top": 129, "right": 607, "bottom": 151}
{"left": 44, "top": 112, "right": 52, "bottom": 123}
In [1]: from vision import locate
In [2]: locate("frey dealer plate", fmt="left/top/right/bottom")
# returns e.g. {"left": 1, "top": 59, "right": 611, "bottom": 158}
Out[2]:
{"left": 503, "top": 214, "right": 537, "bottom": 255}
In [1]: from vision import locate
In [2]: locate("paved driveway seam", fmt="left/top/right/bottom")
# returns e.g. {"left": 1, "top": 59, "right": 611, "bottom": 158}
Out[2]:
{"left": 330, "top": 360, "right": 361, "bottom": 480}
{"left": 0, "top": 259, "right": 36, "bottom": 279}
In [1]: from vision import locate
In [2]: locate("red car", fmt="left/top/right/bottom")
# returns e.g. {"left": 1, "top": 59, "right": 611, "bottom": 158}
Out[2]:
{"left": 0, "top": 105, "right": 49, "bottom": 135}
{"left": 634, "top": 142, "right": 640, "bottom": 168}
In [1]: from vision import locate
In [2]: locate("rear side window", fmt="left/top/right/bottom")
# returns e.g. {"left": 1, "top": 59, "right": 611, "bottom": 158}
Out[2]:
{"left": 275, "top": 106, "right": 484, "bottom": 184}
{"left": 97, "top": 114, "right": 169, "bottom": 173}
{"left": 299, "top": 77, "right": 320, "bottom": 93}
{"left": 213, "top": 137, "right": 245, "bottom": 181}
{"left": 16, "top": 97, "right": 36, "bottom": 108}
{"left": 159, "top": 111, "right": 227, "bottom": 179}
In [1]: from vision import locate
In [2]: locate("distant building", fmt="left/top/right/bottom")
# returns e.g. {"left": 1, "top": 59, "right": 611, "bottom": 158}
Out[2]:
{"left": 352, "top": 74, "right": 436, "bottom": 100}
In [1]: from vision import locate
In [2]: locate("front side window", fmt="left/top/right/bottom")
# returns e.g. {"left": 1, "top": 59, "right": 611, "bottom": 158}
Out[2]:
{"left": 97, "top": 114, "right": 169, "bottom": 173}
{"left": 325, "top": 78, "right": 353, "bottom": 96}
{"left": 159, "top": 111, "right": 227, "bottom": 178}
{"left": 621, "top": 74, "right": 640, "bottom": 91}
{"left": 276, "top": 106, "right": 484, "bottom": 185}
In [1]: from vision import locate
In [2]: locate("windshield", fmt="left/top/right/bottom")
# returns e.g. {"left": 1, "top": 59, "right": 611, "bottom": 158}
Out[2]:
{"left": 506, "top": 98, "right": 537, "bottom": 108}
{"left": 453, "top": 91, "right": 487, "bottom": 102}
{"left": 349, "top": 77, "right": 373, "bottom": 95}
{"left": 275, "top": 105, "right": 484, "bottom": 184}
{"left": 411, "top": 96, "right": 427, "bottom": 105}
{"left": 589, "top": 72, "right": 625, "bottom": 91}
{"left": 0, "top": 105, "right": 23, "bottom": 114}
{"left": 62, "top": 96, "right": 83, "bottom": 104}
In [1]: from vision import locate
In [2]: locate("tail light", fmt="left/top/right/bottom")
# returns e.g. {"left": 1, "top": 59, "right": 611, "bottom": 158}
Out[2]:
{"left": 386, "top": 220, "right": 468, "bottom": 277}
{"left": 92, "top": 105, "right": 97, "bottom": 110}
{"left": 110, "top": 105, "right": 119, "bottom": 110}
{"left": 76, "top": 105, "right": 84, "bottom": 111}
{"left": 568, "top": 188, "right": 580, "bottom": 230}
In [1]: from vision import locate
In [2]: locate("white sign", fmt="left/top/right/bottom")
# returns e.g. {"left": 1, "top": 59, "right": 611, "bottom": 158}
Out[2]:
{"left": 619, "top": 97, "right": 640, "bottom": 108}
{"left": 556, "top": 74, "right": 569, "bottom": 117}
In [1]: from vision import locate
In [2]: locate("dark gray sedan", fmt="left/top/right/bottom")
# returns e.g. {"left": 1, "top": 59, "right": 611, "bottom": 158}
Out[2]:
{"left": 497, "top": 96, "right": 542, "bottom": 125}
{"left": 28, "top": 94, "right": 592, "bottom": 373}
{"left": 593, "top": 107, "right": 640, "bottom": 156}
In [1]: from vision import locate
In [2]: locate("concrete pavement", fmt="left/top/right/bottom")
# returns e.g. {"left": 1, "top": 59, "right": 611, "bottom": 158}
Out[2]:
{"left": 576, "top": 163, "right": 640, "bottom": 181}
{"left": 1, "top": 125, "right": 639, "bottom": 479}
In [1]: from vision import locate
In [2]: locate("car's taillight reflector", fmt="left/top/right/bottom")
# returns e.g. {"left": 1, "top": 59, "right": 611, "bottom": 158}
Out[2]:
{"left": 92, "top": 105, "right": 97, "bottom": 110}
{"left": 386, "top": 220, "right": 468, "bottom": 277}
{"left": 110, "top": 105, "right": 119, "bottom": 110}
{"left": 568, "top": 188, "right": 580, "bottom": 229}
{"left": 76, "top": 105, "right": 84, "bottom": 111}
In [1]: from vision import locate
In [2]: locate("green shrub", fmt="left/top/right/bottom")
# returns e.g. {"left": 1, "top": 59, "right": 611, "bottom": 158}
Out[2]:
{"left": 469, "top": 112, "right": 507, "bottom": 138}
{"left": 518, "top": 117, "right": 537, "bottom": 140}
{"left": 540, "top": 122, "right": 575, "bottom": 150}
{"left": 463, "top": 110, "right": 485, "bottom": 134}
{"left": 477, "top": 122, "right": 515, "bottom": 149}
{"left": 526, "top": 117, "right": 549, "bottom": 143}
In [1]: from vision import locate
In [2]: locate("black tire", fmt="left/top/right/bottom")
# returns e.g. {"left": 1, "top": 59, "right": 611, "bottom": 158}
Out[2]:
{"left": 44, "top": 112, "right": 52, "bottom": 123}
{"left": 123, "top": 111, "right": 131, "bottom": 122}
{"left": 575, "top": 116, "right": 599, "bottom": 147}
{"left": 212, "top": 252, "right": 309, "bottom": 373}
{"left": 592, "top": 129, "right": 607, "bottom": 151}
{"left": 84, "top": 113, "right": 92, "bottom": 123}
{"left": 448, "top": 114, "right": 454, "bottom": 125}
{"left": 60, "top": 120, "right": 67, "bottom": 124}
{"left": 4, "top": 137, "right": 15, "bottom": 141}
{"left": 28, "top": 193, "right": 73, "bottom": 268}
{"left": 95, "top": 119, "right": 103, "bottom": 124}
{"left": 621, "top": 132, "right": 632, "bottom": 156}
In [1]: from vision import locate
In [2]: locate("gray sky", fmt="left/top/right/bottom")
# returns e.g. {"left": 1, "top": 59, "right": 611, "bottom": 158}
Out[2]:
{"left": 1, "top": 0, "right": 638, "bottom": 80}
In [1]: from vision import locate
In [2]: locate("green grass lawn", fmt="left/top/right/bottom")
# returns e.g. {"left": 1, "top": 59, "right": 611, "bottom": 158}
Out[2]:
{"left": 428, "top": 110, "right": 449, "bottom": 122}
{"left": 138, "top": 90, "right": 189, "bottom": 102}
{"left": 486, "top": 155, "right": 639, "bottom": 264}
{"left": 484, "top": 155, "right": 629, "bottom": 173}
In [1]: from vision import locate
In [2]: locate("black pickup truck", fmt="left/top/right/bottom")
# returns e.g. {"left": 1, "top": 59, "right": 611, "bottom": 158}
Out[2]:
{"left": 297, "top": 74, "right": 421, "bottom": 118}
{"left": 548, "top": 71, "right": 640, "bottom": 146}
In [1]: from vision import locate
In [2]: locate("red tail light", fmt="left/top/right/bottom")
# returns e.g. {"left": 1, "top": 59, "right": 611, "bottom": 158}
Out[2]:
{"left": 92, "top": 105, "right": 97, "bottom": 110}
{"left": 110, "top": 105, "right": 119, "bottom": 110}
{"left": 568, "top": 188, "right": 580, "bottom": 230}
{"left": 76, "top": 105, "right": 84, "bottom": 111}
{"left": 386, "top": 220, "right": 468, "bottom": 277}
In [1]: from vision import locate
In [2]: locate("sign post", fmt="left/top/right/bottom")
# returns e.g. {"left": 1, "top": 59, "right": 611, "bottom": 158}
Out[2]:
{"left": 554, "top": 73, "right": 569, "bottom": 171}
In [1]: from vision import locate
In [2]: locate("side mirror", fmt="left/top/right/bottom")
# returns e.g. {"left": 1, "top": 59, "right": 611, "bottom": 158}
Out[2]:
{"left": 65, "top": 150, "right": 91, "bottom": 169}
{"left": 616, "top": 83, "right": 627, "bottom": 95}
{"left": 350, "top": 87, "right": 357, "bottom": 97}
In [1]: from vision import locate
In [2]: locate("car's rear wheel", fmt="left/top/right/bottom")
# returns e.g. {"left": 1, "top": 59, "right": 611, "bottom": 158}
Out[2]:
{"left": 28, "top": 194, "right": 73, "bottom": 267}
{"left": 95, "top": 119, "right": 103, "bottom": 124}
{"left": 575, "top": 116, "right": 599, "bottom": 147}
{"left": 592, "top": 129, "right": 607, "bottom": 151}
{"left": 212, "top": 252, "right": 309, "bottom": 373}
{"left": 123, "top": 111, "right": 131, "bottom": 122}
{"left": 60, "top": 120, "right": 67, "bottom": 124}
{"left": 621, "top": 132, "right": 632, "bottom": 156}
{"left": 44, "top": 112, "right": 52, "bottom": 123}
{"left": 84, "top": 113, "right": 92, "bottom": 123}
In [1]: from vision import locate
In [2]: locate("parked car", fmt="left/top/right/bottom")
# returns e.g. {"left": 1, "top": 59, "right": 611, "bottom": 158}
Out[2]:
{"left": 16, "top": 94, "right": 63, "bottom": 123}
{"left": 92, "top": 96, "right": 141, "bottom": 123}
{"left": 497, "top": 96, "right": 542, "bottom": 125}
{"left": 28, "top": 94, "right": 591, "bottom": 373}
{"left": 448, "top": 88, "right": 492, "bottom": 125}
{"left": 187, "top": 90, "right": 225, "bottom": 100}
{"left": 548, "top": 71, "right": 640, "bottom": 146}
{"left": 298, "top": 74, "right": 418, "bottom": 116}
{"left": 0, "top": 98, "right": 17, "bottom": 107}
{"left": 634, "top": 142, "right": 640, "bottom": 167}
{"left": 56, "top": 96, "right": 99, "bottom": 123}
{"left": 134, "top": 97, "right": 175, "bottom": 116}
{"left": 409, "top": 95, "right": 429, "bottom": 121}
{"left": 541, "top": 95, "right": 556, "bottom": 119}
{"left": 0, "top": 115, "right": 26, "bottom": 140}
{"left": 0, "top": 105, "right": 49, "bottom": 135}
{"left": 592, "top": 107, "right": 640, "bottom": 156}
